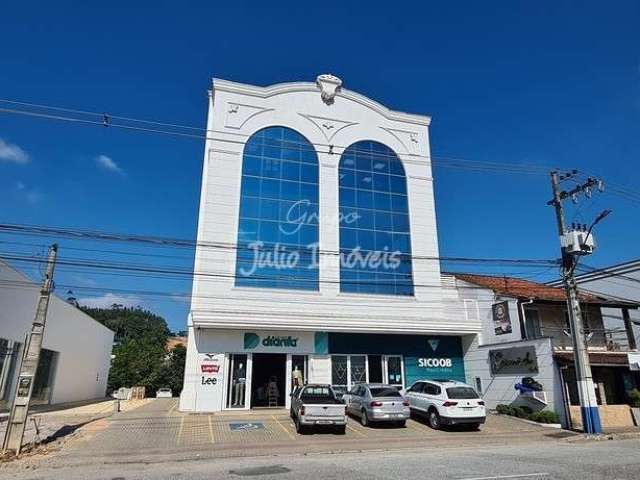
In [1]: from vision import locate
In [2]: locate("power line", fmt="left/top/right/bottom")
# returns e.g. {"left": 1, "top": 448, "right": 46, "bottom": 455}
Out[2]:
{"left": 0, "top": 223, "right": 560, "bottom": 266}
{"left": 0, "top": 98, "right": 553, "bottom": 176}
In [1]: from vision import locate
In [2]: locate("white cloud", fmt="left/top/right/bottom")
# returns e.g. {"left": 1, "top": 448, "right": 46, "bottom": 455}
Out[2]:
{"left": 78, "top": 293, "right": 144, "bottom": 309}
{"left": 0, "top": 138, "right": 30, "bottom": 164}
{"left": 15, "top": 181, "right": 42, "bottom": 203}
{"left": 96, "top": 154, "right": 124, "bottom": 175}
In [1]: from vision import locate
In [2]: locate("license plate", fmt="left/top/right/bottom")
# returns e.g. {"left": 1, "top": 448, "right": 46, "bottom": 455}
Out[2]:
{"left": 316, "top": 420, "right": 334, "bottom": 424}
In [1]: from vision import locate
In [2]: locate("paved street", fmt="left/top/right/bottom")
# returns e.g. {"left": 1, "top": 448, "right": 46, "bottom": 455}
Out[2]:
{"left": 0, "top": 399, "right": 640, "bottom": 480}
{"left": 2, "top": 399, "right": 638, "bottom": 479}
{"left": 3, "top": 435, "right": 639, "bottom": 480}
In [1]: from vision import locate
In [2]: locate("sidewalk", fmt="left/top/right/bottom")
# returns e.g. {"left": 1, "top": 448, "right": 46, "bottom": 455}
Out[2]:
{"left": 0, "top": 398, "right": 152, "bottom": 454}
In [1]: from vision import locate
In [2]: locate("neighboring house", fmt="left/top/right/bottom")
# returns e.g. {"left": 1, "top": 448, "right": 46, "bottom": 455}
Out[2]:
{"left": 0, "top": 259, "right": 114, "bottom": 410}
{"left": 554, "top": 260, "right": 640, "bottom": 351}
{"left": 452, "top": 273, "right": 640, "bottom": 429}
{"left": 180, "top": 74, "right": 482, "bottom": 412}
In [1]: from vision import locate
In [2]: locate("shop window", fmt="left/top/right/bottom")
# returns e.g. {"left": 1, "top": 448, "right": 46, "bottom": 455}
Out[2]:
{"left": 338, "top": 140, "right": 414, "bottom": 295}
{"left": 226, "top": 354, "right": 248, "bottom": 409}
{"left": 235, "top": 126, "right": 319, "bottom": 290}
{"left": 291, "top": 355, "right": 307, "bottom": 390}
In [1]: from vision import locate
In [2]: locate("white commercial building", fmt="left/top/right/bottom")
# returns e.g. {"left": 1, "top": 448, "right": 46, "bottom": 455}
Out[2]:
{"left": 180, "top": 75, "right": 482, "bottom": 412}
{"left": 0, "top": 259, "right": 114, "bottom": 409}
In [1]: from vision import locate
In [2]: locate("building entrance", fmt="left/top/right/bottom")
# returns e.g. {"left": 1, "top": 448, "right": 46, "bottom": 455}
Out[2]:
{"left": 250, "top": 353, "right": 286, "bottom": 408}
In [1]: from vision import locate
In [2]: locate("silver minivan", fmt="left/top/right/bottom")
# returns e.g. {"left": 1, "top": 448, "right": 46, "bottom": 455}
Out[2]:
{"left": 343, "top": 384, "right": 410, "bottom": 427}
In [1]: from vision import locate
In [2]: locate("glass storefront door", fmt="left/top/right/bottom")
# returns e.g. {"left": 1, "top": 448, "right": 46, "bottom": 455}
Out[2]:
{"left": 226, "top": 354, "right": 248, "bottom": 409}
{"left": 384, "top": 355, "right": 404, "bottom": 388}
{"left": 331, "top": 355, "right": 348, "bottom": 397}
{"left": 367, "top": 355, "right": 383, "bottom": 383}
{"left": 350, "top": 355, "right": 367, "bottom": 385}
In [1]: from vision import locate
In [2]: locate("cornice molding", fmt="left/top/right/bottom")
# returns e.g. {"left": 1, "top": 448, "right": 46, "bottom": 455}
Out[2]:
{"left": 212, "top": 78, "right": 431, "bottom": 127}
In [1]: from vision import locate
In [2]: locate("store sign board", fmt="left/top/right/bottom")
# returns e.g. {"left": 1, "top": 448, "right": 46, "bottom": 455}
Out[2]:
{"left": 196, "top": 329, "right": 325, "bottom": 355}
{"left": 489, "top": 346, "right": 539, "bottom": 375}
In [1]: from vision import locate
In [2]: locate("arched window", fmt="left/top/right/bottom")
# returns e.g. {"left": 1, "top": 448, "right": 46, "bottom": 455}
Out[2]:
{"left": 338, "top": 140, "right": 414, "bottom": 295}
{"left": 235, "top": 126, "right": 319, "bottom": 290}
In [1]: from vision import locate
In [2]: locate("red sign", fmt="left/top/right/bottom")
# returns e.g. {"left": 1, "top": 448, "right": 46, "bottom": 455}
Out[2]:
{"left": 201, "top": 364, "right": 219, "bottom": 373}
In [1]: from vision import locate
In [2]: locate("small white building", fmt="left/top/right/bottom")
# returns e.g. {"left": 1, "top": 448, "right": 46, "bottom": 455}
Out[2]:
{"left": 453, "top": 272, "right": 639, "bottom": 429}
{"left": 0, "top": 259, "right": 114, "bottom": 409}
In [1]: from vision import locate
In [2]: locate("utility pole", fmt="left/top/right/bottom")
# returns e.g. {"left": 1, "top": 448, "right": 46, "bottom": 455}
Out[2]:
{"left": 2, "top": 244, "right": 58, "bottom": 454}
{"left": 548, "top": 172, "right": 602, "bottom": 434}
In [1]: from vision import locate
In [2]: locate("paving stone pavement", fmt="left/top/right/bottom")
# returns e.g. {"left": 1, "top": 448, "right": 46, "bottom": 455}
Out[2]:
{"left": 60, "top": 398, "right": 562, "bottom": 458}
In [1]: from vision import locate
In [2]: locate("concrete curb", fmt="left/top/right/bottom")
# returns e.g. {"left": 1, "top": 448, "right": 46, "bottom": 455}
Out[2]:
{"left": 564, "top": 431, "right": 640, "bottom": 443}
{"left": 492, "top": 413, "right": 563, "bottom": 429}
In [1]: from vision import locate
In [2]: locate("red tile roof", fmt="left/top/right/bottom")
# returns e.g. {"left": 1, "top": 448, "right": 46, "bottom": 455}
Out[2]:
{"left": 452, "top": 273, "right": 605, "bottom": 304}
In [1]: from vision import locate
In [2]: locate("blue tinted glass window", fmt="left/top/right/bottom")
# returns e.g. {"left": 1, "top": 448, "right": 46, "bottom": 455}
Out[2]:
{"left": 235, "top": 126, "right": 319, "bottom": 290}
{"left": 338, "top": 140, "right": 414, "bottom": 295}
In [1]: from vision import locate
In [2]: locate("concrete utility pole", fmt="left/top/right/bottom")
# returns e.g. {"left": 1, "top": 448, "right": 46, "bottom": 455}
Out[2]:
{"left": 2, "top": 244, "right": 58, "bottom": 454}
{"left": 548, "top": 172, "right": 602, "bottom": 434}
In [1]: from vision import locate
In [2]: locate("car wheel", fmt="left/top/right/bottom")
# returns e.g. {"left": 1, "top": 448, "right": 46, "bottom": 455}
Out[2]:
{"left": 361, "top": 409, "right": 369, "bottom": 426}
{"left": 396, "top": 420, "right": 406, "bottom": 428}
{"left": 467, "top": 423, "right": 480, "bottom": 431}
{"left": 428, "top": 409, "right": 441, "bottom": 430}
{"left": 335, "top": 425, "right": 346, "bottom": 435}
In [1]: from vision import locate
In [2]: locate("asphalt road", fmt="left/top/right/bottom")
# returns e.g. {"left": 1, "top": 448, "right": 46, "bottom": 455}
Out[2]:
{"left": 4, "top": 438, "right": 639, "bottom": 480}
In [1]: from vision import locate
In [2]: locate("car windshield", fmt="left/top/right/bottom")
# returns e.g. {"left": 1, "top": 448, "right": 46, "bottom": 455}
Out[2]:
{"left": 369, "top": 387, "right": 402, "bottom": 397}
{"left": 446, "top": 387, "right": 479, "bottom": 399}
{"left": 300, "top": 387, "right": 335, "bottom": 401}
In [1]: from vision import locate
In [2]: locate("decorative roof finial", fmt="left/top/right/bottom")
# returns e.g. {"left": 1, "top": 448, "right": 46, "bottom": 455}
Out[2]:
{"left": 316, "top": 74, "right": 342, "bottom": 105}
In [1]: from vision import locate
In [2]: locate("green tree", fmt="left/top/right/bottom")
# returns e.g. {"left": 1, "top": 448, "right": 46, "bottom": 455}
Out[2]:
{"left": 108, "top": 337, "right": 166, "bottom": 391}
{"left": 81, "top": 304, "right": 185, "bottom": 395}
{"left": 148, "top": 344, "right": 187, "bottom": 395}
{"left": 81, "top": 304, "right": 169, "bottom": 345}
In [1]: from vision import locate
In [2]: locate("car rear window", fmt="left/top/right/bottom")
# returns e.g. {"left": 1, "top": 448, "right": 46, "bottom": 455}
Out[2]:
{"left": 446, "top": 387, "right": 479, "bottom": 399}
{"left": 369, "top": 387, "right": 402, "bottom": 397}
{"left": 301, "top": 387, "right": 335, "bottom": 400}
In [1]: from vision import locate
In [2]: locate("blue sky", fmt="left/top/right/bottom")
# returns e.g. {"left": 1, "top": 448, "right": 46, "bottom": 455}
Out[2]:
{"left": 1, "top": 2, "right": 638, "bottom": 331}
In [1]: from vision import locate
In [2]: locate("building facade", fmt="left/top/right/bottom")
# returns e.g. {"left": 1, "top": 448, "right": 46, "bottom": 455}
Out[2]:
{"left": 180, "top": 75, "right": 482, "bottom": 412}
{"left": 0, "top": 259, "right": 114, "bottom": 410}
{"left": 456, "top": 273, "right": 640, "bottom": 428}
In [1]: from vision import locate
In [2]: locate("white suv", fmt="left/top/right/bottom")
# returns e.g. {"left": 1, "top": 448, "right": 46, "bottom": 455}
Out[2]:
{"left": 404, "top": 379, "right": 486, "bottom": 430}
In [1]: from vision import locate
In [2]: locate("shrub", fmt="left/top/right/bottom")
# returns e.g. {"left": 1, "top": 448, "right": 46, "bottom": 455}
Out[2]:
{"left": 496, "top": 404, "right": 560, "bottom": 424}
{"left": 629, "top": 389, "right": 640, "bottom": 408}
{"left": 513, "top": 406, "right": 529, "bottom": 418}
{"left": 528, "top": 410, "right": 560, "bottom": 424}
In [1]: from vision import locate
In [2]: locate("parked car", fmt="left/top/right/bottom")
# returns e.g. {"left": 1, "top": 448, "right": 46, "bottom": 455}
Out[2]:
{"left": 156, "top": 387, "right": 173, "bottom": 398}
{"left": 343, "top": 383, "right": 410, "bottom": 427}
{"left": 403, "top": 379, "right": 485, "bottom": 430}
{"left": 290, "top": 384, "right": 347, "bottom": 434}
